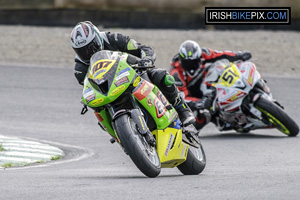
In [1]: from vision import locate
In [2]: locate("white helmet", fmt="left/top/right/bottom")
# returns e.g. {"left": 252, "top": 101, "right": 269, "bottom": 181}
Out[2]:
{"left": 70, "top": 21, "right": 104, "bottom": 63}
{"left": 179, "top": 40, "right": 202, "bottom": 76}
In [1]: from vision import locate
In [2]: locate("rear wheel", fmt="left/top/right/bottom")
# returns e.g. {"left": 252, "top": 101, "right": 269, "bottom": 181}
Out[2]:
{"left": 177, "top": 142, "right": 206, "bottom": 175}
{"left": 255, "top": 97, "right": 299, "bottom": 136}
{"left": 115, "top": 114, "right": 161, "bottom": 177}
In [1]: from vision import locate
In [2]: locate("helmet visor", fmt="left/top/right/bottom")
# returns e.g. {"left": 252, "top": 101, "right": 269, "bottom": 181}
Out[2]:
{"left": 73, "top": 36, "right": 101, "bottom": 63}
{"left": 180, "top": 58, "right": 201, "bottom": 76}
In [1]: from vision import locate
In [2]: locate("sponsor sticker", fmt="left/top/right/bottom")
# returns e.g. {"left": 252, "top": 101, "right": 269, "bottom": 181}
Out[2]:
{"left": 86, "top": 94, "right": 96, "bottom": 104}
{"left": 111, "top": 85, "right": 126, "bottom": 96}
{"left": 146, "top": 97, "right": 153, "bottom": 107}
{"left": 83, "top": 90, "right": 94, "bottom": 99}
{"left": 91, "top": 98, "right": 104, "bottom": 106}
{"left": 168, "top": 111, "right": 177, "bottom": 122}
{"left": 116, "top": 67, "right": 131, "bottom": 76}
{"left": 173, "top": 119, "right": 181, "bottom": 129}
{"left": 115, "top": 71, "right": 130, "bottom": 81}
{"left": 83, "top": 88, "right": 92, "bottom": 95}
{"left": 165, "top": 133, "right": 174, "bottom": 157}
{"left": 133, "top": 81, "right": 154, "bottom": 101}
{"left": 114, "top": 76, "right": 129, "bottom": 87}
{"left": 133, "top": 76, "right": 141, "bottom": 87}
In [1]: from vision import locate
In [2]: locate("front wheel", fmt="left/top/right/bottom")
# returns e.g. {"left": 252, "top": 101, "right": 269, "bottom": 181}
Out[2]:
{"left": 255, "top": 97, "right": 299, "bottom": 136}
{"left": 177, "top": 142, "right": 206, "bottom": 175}
{"left": 115, "top": 114, "right": 161, "bottom": 177}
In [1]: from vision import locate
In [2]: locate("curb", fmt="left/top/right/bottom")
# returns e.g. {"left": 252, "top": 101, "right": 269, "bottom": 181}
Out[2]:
{"left": 0, "top": 135, "right": 64, "bottom": 168}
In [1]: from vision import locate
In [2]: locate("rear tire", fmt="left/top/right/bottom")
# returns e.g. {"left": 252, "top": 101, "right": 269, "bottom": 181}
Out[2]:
{"left": 255, "top": 97, "right": 299, "bottom": 136}
{"left": 115, "top": 114, "right": 161, "bottom": 178}
{"left": 177, "top": 142, "right": 206, "bottom": 175}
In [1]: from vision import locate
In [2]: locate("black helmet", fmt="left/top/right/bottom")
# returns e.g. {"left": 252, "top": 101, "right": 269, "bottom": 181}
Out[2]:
{"left": 178, "top": 40, "right": 202, "bottom": 76}
{"left": 70, "top": 21, "right": 104, "bottom": 63}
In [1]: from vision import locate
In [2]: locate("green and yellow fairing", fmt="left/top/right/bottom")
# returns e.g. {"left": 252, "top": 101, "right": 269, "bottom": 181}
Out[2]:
{"left": 152, "top": 128, "right": 189, "bottom": 168}
{"left": 81, "top": 51, "right": 189, "bottom": 167}
{"left": 82, "top": 53, "right": 135, "bottom": 107}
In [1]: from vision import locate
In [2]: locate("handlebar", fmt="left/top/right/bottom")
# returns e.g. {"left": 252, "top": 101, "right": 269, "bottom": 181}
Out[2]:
{"left": 131, "top": 64, "right": 155, "bottom": 69}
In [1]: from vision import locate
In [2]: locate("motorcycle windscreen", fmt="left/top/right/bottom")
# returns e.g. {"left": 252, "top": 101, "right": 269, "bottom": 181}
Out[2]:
{"left": 87, "top": 51, "right": 121, "bottom": 96}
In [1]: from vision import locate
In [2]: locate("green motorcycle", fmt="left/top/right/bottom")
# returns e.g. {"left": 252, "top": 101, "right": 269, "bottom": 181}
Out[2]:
{"left": 81, "top": 50, "right": 206, "bottom": 177}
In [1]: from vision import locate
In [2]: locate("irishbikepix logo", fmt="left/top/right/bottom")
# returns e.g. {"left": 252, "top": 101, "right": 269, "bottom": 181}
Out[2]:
{"left": 205, "top": 7, "right": 291, "bottom": 25}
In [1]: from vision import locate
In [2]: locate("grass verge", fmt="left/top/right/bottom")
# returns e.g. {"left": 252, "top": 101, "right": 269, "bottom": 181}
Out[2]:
{"left": 0, "top": 144, "right": 5, "bottom": 151}
{"left": 51, "top": 155, "right": 62, "bottom": 160}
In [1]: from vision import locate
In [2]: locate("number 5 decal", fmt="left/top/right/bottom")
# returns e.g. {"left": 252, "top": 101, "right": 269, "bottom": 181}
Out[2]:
{"left": 222, "top": 69, "right": 237, "bottom": 84}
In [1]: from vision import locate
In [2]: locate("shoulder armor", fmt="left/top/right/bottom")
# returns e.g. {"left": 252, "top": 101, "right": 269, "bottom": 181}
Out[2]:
{"left": 75, "top": 55, "right": 89, "bottom": 65}
{"left": 172, "top": 53, "right": 180, "bottom": 62}
{"left": 201, "top": 47, "right": 211, "bottom": 56}
{"left": 99, "top": 31, "right": 110, "bottom": 44}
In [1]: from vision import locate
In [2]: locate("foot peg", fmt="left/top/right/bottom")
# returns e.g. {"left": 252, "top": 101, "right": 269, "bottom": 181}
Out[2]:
{"left": 182, "top": 124, "right": 200, "bottom": 148}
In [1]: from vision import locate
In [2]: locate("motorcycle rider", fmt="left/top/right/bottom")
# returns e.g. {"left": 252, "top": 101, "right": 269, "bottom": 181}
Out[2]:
{"left": 70, "top": 21, "right": 197, "bottom": 131}
{"left": 169, "top": 40, "right": 252, "bottom": 130}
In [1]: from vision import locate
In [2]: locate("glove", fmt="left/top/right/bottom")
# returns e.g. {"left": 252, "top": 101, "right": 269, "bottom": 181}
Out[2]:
{"left": 238, "top": 51, "right": 252, "bottom": 61}
{"left": 187, "top": 97, "right": 212, "bottom": 128}
{"left": 138, "top": 59, "right": 153, "bottom": 67}
{"left": 195, "top": 96, "right": 212, "bottom": 110}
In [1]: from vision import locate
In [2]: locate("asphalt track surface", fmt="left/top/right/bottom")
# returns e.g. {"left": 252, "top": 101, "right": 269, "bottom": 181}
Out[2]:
{"left": 0, "top": 64, "right": 300, "bottom": 200}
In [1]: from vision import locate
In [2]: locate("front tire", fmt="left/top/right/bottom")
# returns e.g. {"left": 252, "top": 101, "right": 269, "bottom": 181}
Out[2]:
{"left": 115, "top": 114, "right": 161, "bottom": 177}
{"left": 177, "top": 142, "right": 206, "bottom": 175}
{"left": 255, "top": 97, "right": 299, "bottom": 136}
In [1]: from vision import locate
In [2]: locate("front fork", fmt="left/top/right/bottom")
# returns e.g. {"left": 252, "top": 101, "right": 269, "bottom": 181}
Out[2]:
{"left": 243, "top": 79, "right": 283, "bottom": 120}
{"left": 98, "top": 95, "right": 156, "bottom": 146}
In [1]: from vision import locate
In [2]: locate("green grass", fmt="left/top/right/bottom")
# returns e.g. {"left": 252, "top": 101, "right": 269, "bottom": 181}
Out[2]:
{"left": 0, "top": 144, "right": 5, "bottom": 151}
{"left": 51, "top": 155, "right": 62, "bottom": 160}
{"left": 1, "top": 163, "right": 13, "bottom": 168}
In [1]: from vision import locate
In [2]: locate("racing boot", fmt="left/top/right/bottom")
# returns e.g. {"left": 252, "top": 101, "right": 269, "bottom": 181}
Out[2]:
{"left": 147, "top": 69, "right": 196, "bottom": 127}
{"left": 161, "top": 74, "right": 196, "bottom": 127}
{"left": 174, "top": 101, "right": 196, "bottom": 126}
{"left": 160, "top": 75, "right": 200, "bottom": 146}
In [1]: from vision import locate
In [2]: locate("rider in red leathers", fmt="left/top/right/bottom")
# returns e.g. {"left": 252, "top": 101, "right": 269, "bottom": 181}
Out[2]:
{"left": 169, "top": 40, "right": 252, "bottom": 130}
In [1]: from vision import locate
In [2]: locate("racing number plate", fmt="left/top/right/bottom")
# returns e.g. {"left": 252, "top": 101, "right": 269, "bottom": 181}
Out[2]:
{"left": 219, "top": 63, "right": 240, "bottom": 87}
